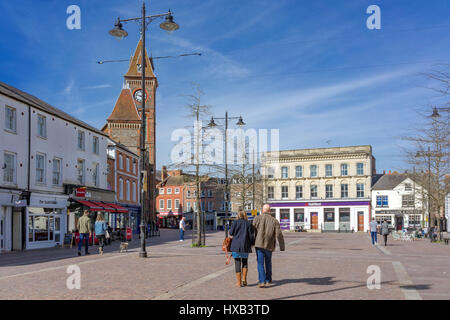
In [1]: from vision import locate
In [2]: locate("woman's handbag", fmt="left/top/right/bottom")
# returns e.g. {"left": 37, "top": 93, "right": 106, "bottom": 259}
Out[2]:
{"left": 222, "top": 237, "right": 232, "bottom": 265}
{"left": 105, "top": 230, "right": 110, "bottom": 239}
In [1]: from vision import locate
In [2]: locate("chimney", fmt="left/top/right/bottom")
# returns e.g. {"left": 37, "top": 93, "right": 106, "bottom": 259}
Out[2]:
{"left": 162, "top": 166, "right": 168, "bottom": 181}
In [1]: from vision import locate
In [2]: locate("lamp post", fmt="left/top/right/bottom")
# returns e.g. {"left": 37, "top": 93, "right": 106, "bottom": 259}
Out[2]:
{"left": 109, "top": 2, "right": 179, "bottom": 258}
{"left": 208, "top": 112, "right": 245, "bottom": 238}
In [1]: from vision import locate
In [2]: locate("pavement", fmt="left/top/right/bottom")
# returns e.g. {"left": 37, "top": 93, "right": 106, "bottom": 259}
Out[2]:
{"left": 0, "top": 229, "right": 449, "bottom": 300}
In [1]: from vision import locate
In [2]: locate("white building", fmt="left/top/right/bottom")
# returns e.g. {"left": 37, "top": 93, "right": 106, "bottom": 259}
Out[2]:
{"left": 0, "top": 81, "right": 109, "bottom": 251}
{"left": 371, "top": 173, "right": 427, "bottom": 231}
{"left": 263, "top": 146, "right": 375, "bottom": 232}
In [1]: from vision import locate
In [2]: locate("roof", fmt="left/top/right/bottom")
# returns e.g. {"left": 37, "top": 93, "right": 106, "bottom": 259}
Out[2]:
{"left": 107, "top": 88, "right": 141, "bottom": 122}
{"left": 0, "top": 81, "right": 108, "bottom": 137}
{"left": 124, "top": 38, "right": 156, "bottom": 79}
{"left": 372, "top": 174, "right": 412, "bottom": 190}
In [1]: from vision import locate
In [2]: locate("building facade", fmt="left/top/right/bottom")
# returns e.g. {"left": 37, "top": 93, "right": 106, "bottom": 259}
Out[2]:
{"left": 0, "top": 81, "right": 109, "bottom": 251}
{"left": 262, "top": 146, "right": 375, "bottom": 232}
{"left": 372, "top": 173, "right": 426, "bottom": 231}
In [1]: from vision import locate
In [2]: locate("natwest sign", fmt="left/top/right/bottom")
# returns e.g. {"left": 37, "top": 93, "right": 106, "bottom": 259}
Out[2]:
{"left": 76, "top": 187, "right": 87, "bottom": 197}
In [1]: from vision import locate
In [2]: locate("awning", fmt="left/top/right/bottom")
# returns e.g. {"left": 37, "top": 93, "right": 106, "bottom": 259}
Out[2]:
{"left": 75, "top": 200, "right": 104, "bottom": 211}
{"left": 107, "top": 203, "right": 128, "bottom": 213}
{"left": 90, "top": 201, "right": 116, "bottom": 212}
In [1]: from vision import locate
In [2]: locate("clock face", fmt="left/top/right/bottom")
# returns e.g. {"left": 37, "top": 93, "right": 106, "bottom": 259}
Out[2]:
{"left": 133, "top": 89, "right": 149, "bottom": 103}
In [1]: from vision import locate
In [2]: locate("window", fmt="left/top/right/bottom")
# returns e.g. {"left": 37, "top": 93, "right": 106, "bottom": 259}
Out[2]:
{"left": 324, "top": 208, "right": 335, "bottom": 222}
{"left": 244, "top": 202, "right": 252, "bottom": 211}
{"left": 3, "top": 152, "right": 16, "bottom": 183}
{"left": 126, "top": 180, "right": 130, "bottom": 201}
{"left": 268, "top": 186, "right": 274, "bottom": 200}
{"left": 175, "top": 199, "right": 180, "bottom": 210}
{"left": 52, "top": 158, "right": 61, "bottom": 185}
{"left": 5, "top": 106, "right": 16, "bottom": 132}
{"left": 341, "top": 184, "right": 348, "bottom": 198}
{"left": 132, "top": 182, "right": 137, "bottom": 202}
{"left": 119, "top": 154, "right": 123, "bottom": 169}
{"left": 295, "top": 166, "right": 303, "bottom": 178}
{"left": 208, "top": 202, "right": 213, "bottom": 211}
{"left": 36, "top": 154, "right": 46, "bottom": 184}
{"left": 325, "top": 184, "right": 333, "bottom": 198}
{"left": 296, "top": 185, "right": 303, "bottom": 199}
{"left": 92, "top": 163, "right": 99, "bottom": 187}
{"left": 119, "top": 178, "right": 124, "bottom": 200}
{"left": 208, "top": 189, "right": 213, "bottom": 197}
{"left": 357, "top": 163, "right": 364, "bottom": 176}
{"left": 341, "top": 164, "right": 348, "bottom": 176}
{"left": 281, "top": 167, "right": 288, "bottom": 179}
{"left": 267, "top": 167, "right": 274, "bottom": 179}
{"left": 167, "top": 199, "right": 172, "bottom": 210}
{"left": 159, "top": 199, "right": 164, "bottom": 210}
{"left": 356, "top": 183, "right": 365, "bottom": 198}
{"left": 294, "top": 208, "right": 304, "bottom": 223}
{"left": 325, "top": 164, "right": 333, "bottom": 177}
{"left": 159, "top": 188, "right": 164, "bottom": 195}
{"left": 404, "top": 183, "right": 412, "bottom": 191}
{"left": 186, "top": 190, "right": 191, "bottom": 198}
{"left": 77, "top": 131, "right": 85, "bottom": 150}
{"left": 175, "top": 188, "right": 180, "bottom": 194}
{"left": 186, "top": 202, "right": 191, "bottom": 212}
{"left": 402, "top": 195, "right": 414, "bottom": 207}
{"left": 376, "top": 196, "right": 389, "bottom": 207}
{"left": 93, "top": 136, "right": 99, "bottom": 154}
{"left": 126, "top": 158, "right": 130, "bottom": 172}
{"left": 133, "top": 160, "right": 137, "bottom": 174}
{"left": 77, "top": 159, "right": 85, "bottom": 185}
{"left": 281, "top": 186, "right": 288, "bottom": 199}
{"left": 167, "top": 188, "right": 172, "bottom": 195}
{"left": 310, "top": 165, "right": 317, "bottom": 177}
{"left": 37, "top": 115, "right": 46, "bottom": 138}
{"left": 310, "top": 185, "right": 318, "bottom": 198}
{"left": 193, "top": 202, "right": 197, "bottom": 211}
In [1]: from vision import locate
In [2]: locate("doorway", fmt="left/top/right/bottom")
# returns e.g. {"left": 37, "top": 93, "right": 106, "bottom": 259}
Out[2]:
{"left": 358, "top": 211, "right": 364, "bottom": 231}
{"left": 395, "top": 216, "right": 403, "bottom": 231}
{"left": 311, "top": 212, "right": 318, "bottom": 230}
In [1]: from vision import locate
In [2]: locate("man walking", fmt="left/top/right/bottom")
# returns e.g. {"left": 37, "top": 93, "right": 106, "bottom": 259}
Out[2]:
{"left": 381, "top": 220, "right": 389, "bottom": 246}
{"left": 252, "top": 204, "right": 285, "bottom": 288}
{"left": 77, "top": 210, "right": 92, "bottom": 256}
{"left": 369, "top": 217, "right": 378, "bottom": 245}
{"left": 179, "top": 216, "right": 186, "bottom": 242}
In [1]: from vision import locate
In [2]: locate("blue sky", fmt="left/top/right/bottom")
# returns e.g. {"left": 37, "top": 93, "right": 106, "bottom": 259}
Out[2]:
{"left": 0, "top": 0, "right": 449, "bottom": 173}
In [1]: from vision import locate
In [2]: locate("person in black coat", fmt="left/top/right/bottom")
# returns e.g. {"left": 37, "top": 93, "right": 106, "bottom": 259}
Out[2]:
{"left": 229, "top": 210, "right": 255, "bottom": 287}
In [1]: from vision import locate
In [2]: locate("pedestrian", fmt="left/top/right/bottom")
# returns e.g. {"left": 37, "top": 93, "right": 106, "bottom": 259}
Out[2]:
{"left": 229, "top": 210, "right": 255, "bottom": 287}
{"left": 252, "top": 204, "right": 285, "bottom": 288}
{"left": 179, "top": 216, "right": 186, "bottom": 242}
{"left": 369, "top": 218, "right": 378, "bottom": 245}
{"left": 95, "top": 213, "right": 107, "bottom": 255}
{"left": 106, "top": 224, "right": 112, "bottom": 245}
{"left": 77, "top": 210, "right": 92, "bottom": 256}
{"left": 381, "top": 219, "right": 389, "bottom": 246}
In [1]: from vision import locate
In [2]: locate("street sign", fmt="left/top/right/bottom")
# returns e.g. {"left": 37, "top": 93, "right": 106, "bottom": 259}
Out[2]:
{"left": 76, "top": 187, "right": 86, "bottom": 197}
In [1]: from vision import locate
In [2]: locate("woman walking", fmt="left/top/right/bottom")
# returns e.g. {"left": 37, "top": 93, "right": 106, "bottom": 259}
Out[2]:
{"left": 95, "top": 214, "right": 107, "bottom": 255}
{"left": 229, "top": 210, "right": 255, "bottom": 287}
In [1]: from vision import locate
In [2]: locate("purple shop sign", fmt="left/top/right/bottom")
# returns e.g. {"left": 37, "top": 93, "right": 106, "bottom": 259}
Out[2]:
{"left": 270, "top": 201, "right": 370, "bottom": 208}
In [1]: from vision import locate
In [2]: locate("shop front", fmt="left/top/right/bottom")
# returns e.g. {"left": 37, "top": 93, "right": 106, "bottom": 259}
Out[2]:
{"left": 0, "top": 189, "right": 22, "bottom": 252}
{"left": 270, "top": 201, "right": 371, "bottom": 232}
{"left": 26, "top": 193, "right": 68, "bottom": 250}
{"left": 120, "top": 204, "right": 140, "bottom": 234}
{"left": 375, "top": 210, "right": 423, "bottom": 231}
{"left": 158, "top": 211, "right": 182, "bottom": 228}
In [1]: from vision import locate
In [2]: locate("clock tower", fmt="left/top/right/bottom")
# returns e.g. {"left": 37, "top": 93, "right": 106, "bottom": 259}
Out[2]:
{"left": 103, "top": 38, "right": 157, "bottom": 221}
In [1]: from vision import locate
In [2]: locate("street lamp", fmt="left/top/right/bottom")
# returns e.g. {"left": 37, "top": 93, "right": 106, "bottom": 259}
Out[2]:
{"left": 208, "top": 112, "right": 245, "bottom": 238}
{"left": 430, "top": 106, "right": 450, "bottom": 119}
{"left": 109, "top": 2, "right": 179, "bottom": 258}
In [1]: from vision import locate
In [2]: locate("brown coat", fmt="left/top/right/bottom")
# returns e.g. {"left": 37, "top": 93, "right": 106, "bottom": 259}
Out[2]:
{"left": 252, "top": 213, "right": 285, "bottom": 252}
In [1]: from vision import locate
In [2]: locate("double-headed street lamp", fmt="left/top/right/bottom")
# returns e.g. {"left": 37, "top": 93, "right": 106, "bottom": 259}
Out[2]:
{"left": 208, "top": 113, "right": 245, "bottom": 237}
{"left": 109, "top": 2, "right": 179, "bottom": 258}
{"left": 430, "top": 106, "right": 450, "bottom": 118}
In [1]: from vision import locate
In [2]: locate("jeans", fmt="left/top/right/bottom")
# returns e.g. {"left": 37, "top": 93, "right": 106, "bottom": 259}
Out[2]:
{"left": 78, "top": 233, "right": 89, "bottom": 253}
{"left": 371, "top": 231, "right": 378, "bottom": 245}
{"left": 97, "top": 235, "right": 105, "bottom": 249}
{"left": 234, "top": 258, "right": 248, "bottom": 273}
{"left": 180, "top": 229, "right": 184, "bottom": 241}
{"left": 383, "top": 234, "right": 388, "bottom": 246}
{"left": 256, "top": 248, "right": 272, "bottom": 284}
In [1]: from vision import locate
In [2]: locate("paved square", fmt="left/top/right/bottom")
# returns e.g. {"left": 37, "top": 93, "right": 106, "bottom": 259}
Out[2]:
{"left": 0, "top": 230, "right": 449, "bottom": 300}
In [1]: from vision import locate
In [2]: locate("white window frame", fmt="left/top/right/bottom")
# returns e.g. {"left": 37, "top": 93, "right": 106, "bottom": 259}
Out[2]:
{"left": 281, "top": 166, "right": 288, "bottom": 179}
{"left": 325, "top": 164, "right": 333, "bottom": 177}
{"left": 77, "top": 130, "right": 85, "bottom": 151}
{"left": 295, "top": 185, "right": 303, "bottom": 199}
{"left": 175, "top": 199, "right": 180, "bottom": 210}
{"left": 281, "top": 186, "right": 288, "bottom": 199}
{"left": 356, "top": 183, "right": 365, "bottom": 198}
{"left": 341, "top": 163, "right": 348, "bottom": 176}
{"left": 310, "top": 185, "right": 318, "bottom": 198}
{"left": 3, "top": 152, "right": 16, "bottom": 184}
{"left": 167, "top": 199, "right": 172, "bottom": 210}
{"left": 37, "top": 114, "right": 47, "bottom": 138}
{"left": 159, "top": 199, "right": 164, "bottom": 210}
{"left": 341, "top": 184, "right": 348, "bottom": 198}
{"left": 167, "top": 188, "right": 172, "bottom": 195}
{"left": 268, "top": 186, "right": 274, "bottom": 200}
{"left": 77, "top": 159, "right": 85, "bottom": 185}
{"left": 325, "top": 184, "right": 333, "bottom": 198}
{"left": 36, "top": 153, "right": 46, "bottom": 184}
{"left": 357, "top": 163, "right": 364, "bottom": 176}
{"left": 126, "top": 158, "right": 130, "bottom": 172}
{"left": 119, "top": 178, "right": 124, "bottom": 200}
{"left": 5, "top": 106, "right": 16, "bottom": 133}
{"left": 295, "top": 166, "right": 303, "bottom": 178}
{"left": 159, "top": 188, "right": 164, "bottom": 195}
{"left": 132, "top": 182, "right": 137, "bottom": 202}
{"left": 52, "top": 158, "right": 62, "bottom": 186}
{"left": 119, "top": 154, "right": 123, "bottom": 170}
{"left": 175, "top": 188, "right": 180, "bottom": 194}
{"left": 126, "top": 180, "right": 130, "bottom": 201}
{"left": 93, "top": 136, "right": 99, "bottom": 154}
{"left": 310, "top": 165, "right": 317, "bottom": 177}
{"left": 92, "top": 163, "right": 99, "bottom": 187}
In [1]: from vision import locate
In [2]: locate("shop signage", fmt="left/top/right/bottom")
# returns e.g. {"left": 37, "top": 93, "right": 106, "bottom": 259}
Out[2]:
{"left": 14, "top": 200, "right": 27, "bottom": 207}
{"left": 39, "top": 199, "right": 57, "bottom": 205}
{"left": 76, "top": 187, "right": 86, "bottom": 197}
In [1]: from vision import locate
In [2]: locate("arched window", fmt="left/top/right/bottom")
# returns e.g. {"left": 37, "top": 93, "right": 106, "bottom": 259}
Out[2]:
{"left": 132, "top": 182, "right": 137, "bottom": 202}
{"left": 119, "top": 178, "right": 124, "bottom": 200}
{"left": 126, "top": 180, "right": 130, "bottom": 201}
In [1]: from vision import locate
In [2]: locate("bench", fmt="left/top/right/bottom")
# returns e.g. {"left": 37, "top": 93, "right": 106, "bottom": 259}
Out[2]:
{"left": 442, "top": 233, "right": 450, "bottom": 245}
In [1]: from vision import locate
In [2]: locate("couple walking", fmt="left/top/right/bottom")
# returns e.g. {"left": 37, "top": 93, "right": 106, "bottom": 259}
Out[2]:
{"left": 229, "top": 204, "right": 285, "bottom": 288}
{"left": 77, "top": 210, "right": 107, "bottom": 256}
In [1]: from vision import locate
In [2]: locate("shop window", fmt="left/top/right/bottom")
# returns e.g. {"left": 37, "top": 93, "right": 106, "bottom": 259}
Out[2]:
{"left": 324, "top": 208, "right": 335, "bottom": 222}
{"left": 294, "top": 208, "right": 304, "bottom": 222}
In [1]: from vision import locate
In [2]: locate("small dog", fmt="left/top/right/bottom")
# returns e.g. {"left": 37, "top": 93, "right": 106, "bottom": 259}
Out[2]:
{"left": 119, "top": 242, "right": 128, "bottom": 253}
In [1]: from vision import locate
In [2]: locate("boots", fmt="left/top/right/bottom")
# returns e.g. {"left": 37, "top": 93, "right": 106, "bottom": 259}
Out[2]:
{"left": 235, "top": 272, "right": 242, "bottom": 287}
{"left": 242, "top": 268, "right": 248, "bottom": 286}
